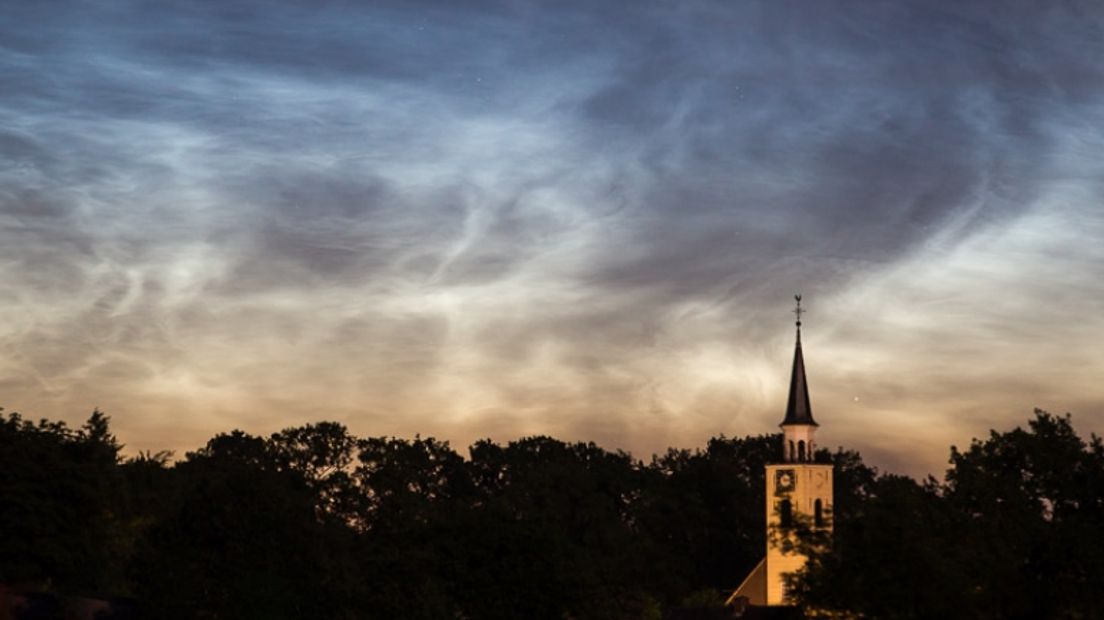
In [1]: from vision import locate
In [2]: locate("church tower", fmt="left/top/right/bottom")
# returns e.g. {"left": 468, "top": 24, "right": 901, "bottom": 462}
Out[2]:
{"left": 763, "top": 295, "right": 833, "bottom": 605}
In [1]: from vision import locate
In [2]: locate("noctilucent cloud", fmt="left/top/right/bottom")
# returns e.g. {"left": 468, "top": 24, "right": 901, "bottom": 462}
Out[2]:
{"left": 2, "top": 0, "right": 1102, "bottom": 477}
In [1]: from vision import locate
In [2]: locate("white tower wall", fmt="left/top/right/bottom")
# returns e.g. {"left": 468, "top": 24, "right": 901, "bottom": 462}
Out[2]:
{"left": 765, "top": 462, "right": 834, "bottom": 605}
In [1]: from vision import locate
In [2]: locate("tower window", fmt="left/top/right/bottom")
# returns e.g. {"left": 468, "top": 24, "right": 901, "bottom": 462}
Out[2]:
{"left": 798, "top": 440, "right": 806, "bottom": 462}
{"left": 815, "top": 499, "right": 824, "bottom": 527}
{"left": 788, "top": 440, "right": 795, "bottom": 462}
{"left": 780, "top": 499, "right": 793, "bottom": 528}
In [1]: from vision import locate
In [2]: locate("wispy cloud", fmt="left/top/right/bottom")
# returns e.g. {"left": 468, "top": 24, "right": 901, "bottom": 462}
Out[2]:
{"left": 1, "top": 0, "right": 1102, "bottom": 476}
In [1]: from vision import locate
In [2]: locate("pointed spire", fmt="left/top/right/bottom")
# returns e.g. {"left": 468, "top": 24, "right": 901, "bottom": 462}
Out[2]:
{"left": 782, "top": 294, "right": 817, "bottom": 427}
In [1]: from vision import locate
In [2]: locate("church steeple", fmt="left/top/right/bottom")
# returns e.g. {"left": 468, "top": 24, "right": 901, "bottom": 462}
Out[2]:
{"left": 727, "top": 295, "right": 835, "bottom": 608}
{"left": 781, "top": 295, "right": 817, "bottom": 427}
{"left": 780, "top": 295, "right": 818, "bottom": 463}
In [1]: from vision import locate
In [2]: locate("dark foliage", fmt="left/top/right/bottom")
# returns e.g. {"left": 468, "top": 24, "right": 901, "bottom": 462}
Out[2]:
{"left": 1, "top": 408, "right": 1099, "bottom": 619}
{"left": 0, "top": 410, "right": 127, "bottom": 595}
{"left": 792, "top": 410, "right": 1104, "bottom": 619}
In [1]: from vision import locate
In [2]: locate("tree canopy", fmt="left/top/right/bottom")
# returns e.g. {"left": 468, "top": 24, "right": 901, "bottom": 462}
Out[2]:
{"left": 792, "top": 410, "right": 1104, "bottom": 619}
{"left": 1, "top": 408, "right": 1099, "bottom": 619}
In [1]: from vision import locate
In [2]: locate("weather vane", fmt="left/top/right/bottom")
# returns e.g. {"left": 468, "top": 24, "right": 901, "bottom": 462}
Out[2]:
{"left": 793, "top": 294, "right": 805, "bottom": 339}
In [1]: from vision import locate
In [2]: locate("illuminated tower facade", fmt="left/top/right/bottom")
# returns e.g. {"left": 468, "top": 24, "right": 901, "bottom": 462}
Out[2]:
{"left": 764, "top": 295, "right": 833, "bottom": 605}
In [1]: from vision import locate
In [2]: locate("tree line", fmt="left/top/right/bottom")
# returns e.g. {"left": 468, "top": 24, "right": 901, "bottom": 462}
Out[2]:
{"left": 1, "top": 408, "right": 1101, "bottom": 619}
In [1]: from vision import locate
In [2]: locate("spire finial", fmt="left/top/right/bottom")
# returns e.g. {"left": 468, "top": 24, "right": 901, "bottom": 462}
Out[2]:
{"left": 793, "top": 294, "right": 804, "bottom": 341}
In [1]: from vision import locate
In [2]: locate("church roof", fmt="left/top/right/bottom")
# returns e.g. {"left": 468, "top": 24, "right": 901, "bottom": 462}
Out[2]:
{"left": 781, "top": 299, "right": 817, "bottom": 427}
{"left": 726, "top": 556, "right": 767, "bottom": 607}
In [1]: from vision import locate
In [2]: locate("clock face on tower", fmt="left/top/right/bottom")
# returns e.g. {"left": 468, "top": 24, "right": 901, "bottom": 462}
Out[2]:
{"left": 813, "top": 470, "right": 829, "bottom": 489}
{"left": 775, "top": 469, "right": 796, "bottom": 495}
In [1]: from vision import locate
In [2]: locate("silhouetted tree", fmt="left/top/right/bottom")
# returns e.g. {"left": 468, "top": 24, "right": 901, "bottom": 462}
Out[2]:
{"left": 6, "top": 405, "right": 1097, "bottom": 619}
{"left": 129, "top": 429, "right": 359, "bottom": 619}
{"left": 0, "top": 409, "right": 129, "bottom": 595}
{"left": 458, "top": 437, "right": 648, "bottom": 619}
{"left": 794, "top": 410, "right": 1104, "bottom": 619}
{"left": 637, "top": 434, "right": 776, "bottom": 600}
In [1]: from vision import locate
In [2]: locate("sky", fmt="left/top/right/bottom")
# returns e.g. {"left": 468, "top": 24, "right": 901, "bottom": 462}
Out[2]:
{"left": 1, "top": 0, "right": 1103, "bottom": 478}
